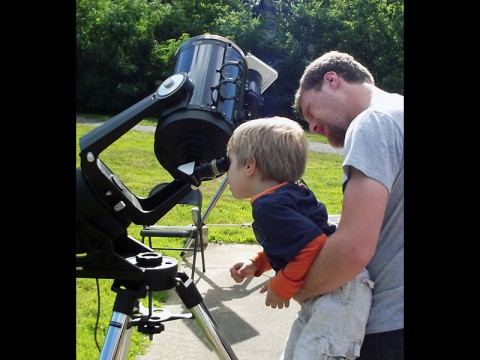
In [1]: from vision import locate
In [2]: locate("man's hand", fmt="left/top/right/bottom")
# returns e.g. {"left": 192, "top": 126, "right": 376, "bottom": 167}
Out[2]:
{"left": 260, "top": 283, "right": 290, "bottom": 309}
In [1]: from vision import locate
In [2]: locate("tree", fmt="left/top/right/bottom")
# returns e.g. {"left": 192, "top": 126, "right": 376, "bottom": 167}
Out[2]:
{"left": 76, "top": 0, "right": 171, "bottom": 113}
{"left": 76, "top": 0, "right": 403, "bottom": 116}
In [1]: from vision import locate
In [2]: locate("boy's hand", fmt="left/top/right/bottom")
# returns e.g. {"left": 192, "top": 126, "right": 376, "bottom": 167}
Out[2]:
{"left": 260, "top": 283, "right": 290, "bottom": 309}
{"left": 230, "top": 260, "right": 256, "bottom": 283}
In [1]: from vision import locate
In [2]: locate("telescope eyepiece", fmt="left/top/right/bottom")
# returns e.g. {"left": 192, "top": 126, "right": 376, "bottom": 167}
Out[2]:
{"left": 194, "top": 156, "right": 230, "bottom": 182}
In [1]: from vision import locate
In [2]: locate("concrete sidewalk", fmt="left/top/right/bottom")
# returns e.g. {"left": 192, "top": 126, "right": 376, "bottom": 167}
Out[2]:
{"left": 136, "top": 243, "right": 300, "bottom": 360}
{"left": 136, "top": 216, "right": 339, "bottom": 360}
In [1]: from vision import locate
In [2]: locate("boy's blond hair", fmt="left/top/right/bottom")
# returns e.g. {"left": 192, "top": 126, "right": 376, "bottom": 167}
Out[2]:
{"left": 226, "top": 116, "right": 309, "bottom": 182}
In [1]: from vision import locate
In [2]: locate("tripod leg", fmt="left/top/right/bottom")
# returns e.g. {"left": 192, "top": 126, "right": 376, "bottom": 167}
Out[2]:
{"left": 99, "top": 311, "right": 133, "bottom": 360}
{"left": 99, "top": 284, "right": 141, "bottom": 360}
{"left": 175, "top": 272, "right": 238, "bottom": 360}
{"left": 191, "top": 302, "right": 238, "bottom": 360}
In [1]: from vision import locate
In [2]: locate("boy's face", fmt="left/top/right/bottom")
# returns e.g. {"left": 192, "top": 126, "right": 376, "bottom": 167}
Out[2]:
{"left": 227, "top": 152, "right": 249, "bottom": 200}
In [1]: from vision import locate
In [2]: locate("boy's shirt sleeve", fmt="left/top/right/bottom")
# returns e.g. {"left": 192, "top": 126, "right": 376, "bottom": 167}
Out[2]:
{"left": 250, "top": 251, "right": 272, "bottom": 275}
{"left": 268, "top": 234, "right": 328, "bottom": 300}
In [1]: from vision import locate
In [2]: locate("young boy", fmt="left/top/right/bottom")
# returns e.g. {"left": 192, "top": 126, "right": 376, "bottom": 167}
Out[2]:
{"left": 226, "top": 116, "right": 373, "bottom": 360}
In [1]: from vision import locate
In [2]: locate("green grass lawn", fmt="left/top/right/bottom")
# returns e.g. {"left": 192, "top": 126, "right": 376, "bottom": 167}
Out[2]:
{"left": 76, "top": 121, "right": 343, "bottom": 359}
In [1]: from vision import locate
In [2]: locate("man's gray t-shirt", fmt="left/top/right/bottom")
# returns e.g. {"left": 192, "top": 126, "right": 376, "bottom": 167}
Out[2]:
{"left": 342, "top": 88, "right": 404, "bottom": 334}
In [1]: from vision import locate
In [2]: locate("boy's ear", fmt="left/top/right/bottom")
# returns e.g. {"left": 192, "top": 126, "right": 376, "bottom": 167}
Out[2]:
{"left": 245, "top": 158, "right": 256, "bottom": 175}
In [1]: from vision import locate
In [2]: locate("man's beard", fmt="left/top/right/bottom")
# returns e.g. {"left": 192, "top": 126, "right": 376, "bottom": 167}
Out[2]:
{"left": 326, "top": 124, "right": 347, "bottom": 148}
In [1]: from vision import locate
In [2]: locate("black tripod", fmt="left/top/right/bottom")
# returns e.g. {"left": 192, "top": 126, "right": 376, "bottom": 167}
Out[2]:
{"left": 94, "top": 251, "right": 237, "bottom": 360}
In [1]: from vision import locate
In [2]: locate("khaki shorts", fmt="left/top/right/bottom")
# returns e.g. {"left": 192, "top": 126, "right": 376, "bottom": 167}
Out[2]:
{"left": 281, "top": 268, "right": 374, "bottom": 360}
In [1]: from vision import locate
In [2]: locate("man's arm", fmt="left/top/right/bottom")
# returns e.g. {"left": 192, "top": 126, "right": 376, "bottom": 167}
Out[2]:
{"left": 293, "top": 167, "right": 388, "bottom": 303}
{"left": 269, "top": 234, "right": 327, "bottom": 299}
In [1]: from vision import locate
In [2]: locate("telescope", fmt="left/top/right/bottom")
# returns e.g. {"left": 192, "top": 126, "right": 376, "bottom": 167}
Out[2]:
{"left": 76, "top": 34, "right": 277, "bottom": 360}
